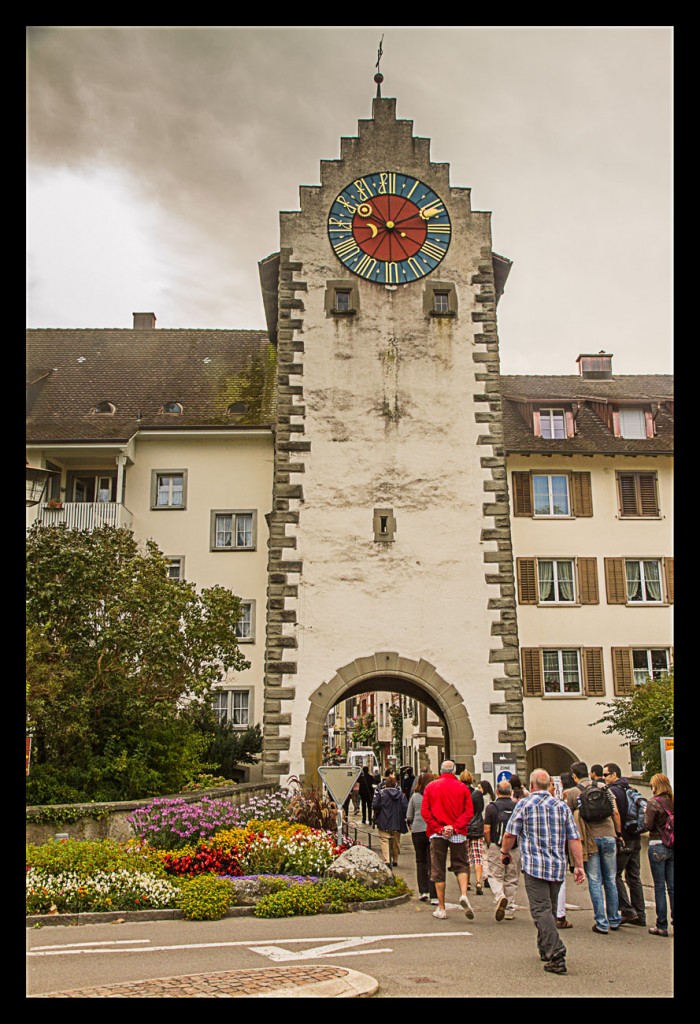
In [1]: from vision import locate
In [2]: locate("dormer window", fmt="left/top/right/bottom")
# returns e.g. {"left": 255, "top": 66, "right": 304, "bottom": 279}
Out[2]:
{"left": 539, "top": 408, "right": 566, "bottom": 439}
{"left": 161, "top": 402, "right": 183, "bottom": 415}
{"left": 533, "top": 406, "right": 574, "bottom": 438}
{"left": 92, "top": 401, "right": 116, "bottom": 415}
{"left": 619, "top": 408, "right": 647, "bottom": 439}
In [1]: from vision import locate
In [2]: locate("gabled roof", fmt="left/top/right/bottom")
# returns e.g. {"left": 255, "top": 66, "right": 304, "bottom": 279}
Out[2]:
{"left": 500, "top": 373, "right": 674, "bottom": 456}
{"left": 26, "top": 328, "right": 276, "bottom": 443}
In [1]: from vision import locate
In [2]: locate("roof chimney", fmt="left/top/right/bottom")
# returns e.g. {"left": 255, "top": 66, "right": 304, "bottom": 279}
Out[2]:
{"left": 133, "top": 312, "right": 156, "bottom": 329}
{"left": 577, "top": 351, "right": 613, "bottom": 380}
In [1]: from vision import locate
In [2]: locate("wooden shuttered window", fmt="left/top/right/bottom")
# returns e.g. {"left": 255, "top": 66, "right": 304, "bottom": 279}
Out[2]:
{"left": 604, "top": 558, "right": 627, "bottom": 604}
{"left": 512, "top": 472, "right": 533, "bottom": 516}
{"left": 612, "top": 648, "right": 635, "bottom": 696}
{"left": 570, "top": 472, "right": 593, "bottom": 517}
{"left": 582, "top": 647, "right": 605, "bottom": 696}
{"left": 517, "top": 558, "right": 538, "bottom": 603}
{"left": 512, "top": 471, "right": 592, "bottom": 517}
{"left": 617, "top": 472, "right": 659, "bottom": 517}
{"left": 518, "top": 557, "right": 598, "bottom": 604}
{"left": 665, "top": 557, "right": 674, "bottom": 604}
{"left": 577, "top": 558, "right": 599, "bottom": 604}
{"left": 521, "top": 648, "right": 543, "bottom": 696}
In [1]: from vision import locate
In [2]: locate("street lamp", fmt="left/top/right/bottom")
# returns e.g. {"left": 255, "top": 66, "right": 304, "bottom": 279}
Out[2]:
{"left": 26, "top": 463, "right": 54, "bottom": 506}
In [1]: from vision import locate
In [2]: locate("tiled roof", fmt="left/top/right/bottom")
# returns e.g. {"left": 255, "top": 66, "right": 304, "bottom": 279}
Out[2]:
{"left": 26, "top": 329, "right": 276, "bottom": 442}
{"left": 500, "top": 374, "right": 673, "bottom": 455}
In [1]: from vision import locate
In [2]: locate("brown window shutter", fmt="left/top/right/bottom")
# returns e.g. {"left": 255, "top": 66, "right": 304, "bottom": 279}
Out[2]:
{"left": 639, "top": 473, "right": 659, "bottom": 516}
{"left": 612, "top": 648, "right": 634, "bottom": 696}
{"left": 577, "top": 558, "right": 599, "bottom": 604}
{"left": 618, "top": 473, "right": 639, "bottom": 516}
{"left": 570, "top": 472, "right": 593, "bottom": 516}
{"left": 532, "top": 410, "right": 541, "bottom": 437}
{"left": 521, "top": 648, "right": 543, "bottom": 697}
{"left": 517, "top": 558, "right": 538, "bottom": 604}
{"left": 583, "top": 647, "right": 605, "bottom": 696}
{"left": 604, "top": 558, "right": 627, "bottom": 604}
{"left": 512, "top": 472, "right": 532, "bottom": 516}
{"left": 665, "top": 557, "right": 674, "bottom": 604}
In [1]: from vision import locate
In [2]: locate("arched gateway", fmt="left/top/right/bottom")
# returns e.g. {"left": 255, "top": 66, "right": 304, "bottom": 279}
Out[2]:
{"left": 302, "top": 653, "right": 476, "bottom": 781}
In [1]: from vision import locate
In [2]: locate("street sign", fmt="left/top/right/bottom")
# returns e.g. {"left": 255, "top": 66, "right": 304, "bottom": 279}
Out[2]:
{"left": 318, "top": 765, "right": 362, "bottom": 808}
{"left": 660, "top": 736, "right": 674, "bottom": 788}
{"left": 493, "top": 752, "right": 517, "bottom": 789}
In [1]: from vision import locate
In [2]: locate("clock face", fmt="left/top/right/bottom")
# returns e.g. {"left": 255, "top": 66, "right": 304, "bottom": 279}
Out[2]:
{"left": 327, "top": 171, "right": 451, "bottom": 284}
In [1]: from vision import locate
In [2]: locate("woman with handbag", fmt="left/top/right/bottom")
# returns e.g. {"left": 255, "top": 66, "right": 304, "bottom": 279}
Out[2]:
{"left": 644, "top": 773, "right": 674, "bottom": 936}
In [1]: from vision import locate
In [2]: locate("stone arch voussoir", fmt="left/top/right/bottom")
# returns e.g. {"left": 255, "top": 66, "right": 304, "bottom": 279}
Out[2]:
{"left": 303, "top": 652, "right": 476, "bottom": 781}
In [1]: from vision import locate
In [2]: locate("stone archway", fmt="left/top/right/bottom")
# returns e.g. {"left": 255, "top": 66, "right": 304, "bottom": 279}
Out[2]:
{"left": 302, "top": 652, "right": 476, "bottom": 782}
{"left": 527, "top": 742, "right": 578, "bottom": 779}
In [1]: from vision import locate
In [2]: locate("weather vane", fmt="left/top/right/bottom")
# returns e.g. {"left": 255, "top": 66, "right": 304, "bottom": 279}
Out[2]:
{"left": 374, "top": 34, "right": 384, "bottom": 97}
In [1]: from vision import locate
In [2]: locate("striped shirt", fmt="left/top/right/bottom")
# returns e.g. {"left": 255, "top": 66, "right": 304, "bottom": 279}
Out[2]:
{"left": 505, "top": 790, "right": 580, "bottom": 882}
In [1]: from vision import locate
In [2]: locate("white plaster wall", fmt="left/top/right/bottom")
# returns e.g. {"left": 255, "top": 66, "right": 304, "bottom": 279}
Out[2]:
{"left": 279, "top": 108, "right": 510, "bottom": 777}
{"left": 126, "top": 433, "right": 274, "bottom": 735}
{"left": 509, "top": 453, "right": 673, "bottom": 774}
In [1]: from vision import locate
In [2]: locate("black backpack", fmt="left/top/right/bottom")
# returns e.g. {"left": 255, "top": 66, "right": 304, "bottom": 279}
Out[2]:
{"left": 492, "top": 800, "right": 516, "bottom": 847}
{"left": 622, "top": 786, "right": 648, "bottom": 837}
{"left": 577, "top": 782, "right": 614, "bottom": 823}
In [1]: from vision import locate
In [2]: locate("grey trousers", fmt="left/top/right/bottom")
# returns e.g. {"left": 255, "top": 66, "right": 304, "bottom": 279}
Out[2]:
{"left": 523, "top": 872, "right": 567, "bottom": 962}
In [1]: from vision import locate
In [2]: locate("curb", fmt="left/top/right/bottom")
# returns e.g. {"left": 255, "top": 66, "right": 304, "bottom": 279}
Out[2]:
{"left": 29, "top": 965, "right": 380, "bottom": 998}
{"left": 26, "top": 892, "right": 410, "bottom": 928}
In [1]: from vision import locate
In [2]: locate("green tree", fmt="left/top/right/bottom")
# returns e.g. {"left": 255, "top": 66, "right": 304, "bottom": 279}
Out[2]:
{"left": 590, "top": 670, "right": 674, "bottom": 780}
{"left": 26, "top": 523, "right": 251, "bottom": 803}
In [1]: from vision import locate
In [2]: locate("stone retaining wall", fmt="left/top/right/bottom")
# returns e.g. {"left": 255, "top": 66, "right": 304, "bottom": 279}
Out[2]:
{"left": 26, "top": 782, "right": 280, "bottom": 845}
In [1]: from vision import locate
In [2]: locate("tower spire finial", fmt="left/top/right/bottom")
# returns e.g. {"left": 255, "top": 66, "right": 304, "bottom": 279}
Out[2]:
{"left": 374, "top": 34, "right": 384, "bottom": 98}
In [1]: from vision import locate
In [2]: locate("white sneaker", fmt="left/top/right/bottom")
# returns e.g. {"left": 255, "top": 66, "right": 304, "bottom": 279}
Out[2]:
{"left": 430, "top": 898, "right": 439, "bottom": 905}
{"left": 459, "top": 894, "right": 475, "bottom": 920}
{"left": 504, "top": 912, "right": 515, "bottom": 920}
{"left": 419, "top": 893, "right": 430, "bottom": 901}
{"left": 432, "top": 908, "right": 447, "bottom": 919}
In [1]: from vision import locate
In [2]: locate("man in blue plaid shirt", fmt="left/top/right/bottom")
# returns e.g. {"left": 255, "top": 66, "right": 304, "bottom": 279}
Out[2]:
{"left": 501, "top": 768, "right": 585, "bottom": 975}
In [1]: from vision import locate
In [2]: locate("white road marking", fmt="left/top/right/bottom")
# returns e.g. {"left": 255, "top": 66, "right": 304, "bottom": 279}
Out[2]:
{"left": 28, "top": 931, "right": 473, "bottom": 959}
{"left": 31, "top": 939, "right": 151, "bottom": 951}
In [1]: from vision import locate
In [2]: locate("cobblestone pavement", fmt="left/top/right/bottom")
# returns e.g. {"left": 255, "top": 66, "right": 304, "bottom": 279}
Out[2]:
{"left": 33, "top": 965, "right": 378, "bottom": 998}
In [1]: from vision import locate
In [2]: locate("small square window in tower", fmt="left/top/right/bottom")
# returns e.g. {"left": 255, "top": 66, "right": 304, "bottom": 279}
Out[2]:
{"left": 335, "top": 290, "right": 351, "bottom": 312}
{"left": 433, "top": 291, "right": 450, "bottom": 314}
{"left": 373, "top": 507, "right": 396, "bottom": 543}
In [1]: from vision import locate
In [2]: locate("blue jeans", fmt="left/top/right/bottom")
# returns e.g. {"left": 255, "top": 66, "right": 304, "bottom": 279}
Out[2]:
{"left": 648, "top": 843, "right": 674, "bottom": 930}
{"left": 585, "top": 836, "right": 621, "bottom": 931}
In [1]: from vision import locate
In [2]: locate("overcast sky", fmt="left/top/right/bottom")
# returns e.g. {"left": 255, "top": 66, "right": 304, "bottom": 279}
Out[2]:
{"left": 26, "top": 26, "right": 673, "bottom": 376}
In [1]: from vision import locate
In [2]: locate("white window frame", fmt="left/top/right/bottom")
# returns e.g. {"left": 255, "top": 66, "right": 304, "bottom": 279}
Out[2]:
{"left": 542, "top": 648, "right": 583, "bottom": 696}
{"left": 625, "top": 559, "right": 663, "bottom": 604}
{"left": 532, "top": 473, "right": 571, "bottom": 517}
{"left": 234, "top": 600, "right": 255, "bottom": 642}
{"left": 210, "top": 510, "right": 257, "bottom": 551}
{"left": 631, "top": 648, "right": 670, "bottom": 687}
{"left": 537, "top": 559, "right": 576, "bottom": 603}
{"left": 151, "top": 470, "right": 187, "bottom": 510}
{"left": 212, "top": 689, "right": 252, "bottom": 728}
{"left": 539, "top": 408, "right": 566, "bottom": 439}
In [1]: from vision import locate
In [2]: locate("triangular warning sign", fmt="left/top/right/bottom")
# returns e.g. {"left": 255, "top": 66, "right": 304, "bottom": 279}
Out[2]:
{"left": 318, "top": 765, "right": 362, "bottom": 807}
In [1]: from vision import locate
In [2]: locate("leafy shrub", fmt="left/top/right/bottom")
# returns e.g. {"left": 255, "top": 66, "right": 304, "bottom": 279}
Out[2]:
{"left": 178, "top": 875, "right": 235, "bottom": 921}
{"left": 181, "top": 774, "right": 238, "bottom": 792}
{"left": 26, "top": 868, "right": 181, "bottom": 915}
{"left": 254, "top": 882, "right": 325, "bottom": 918}
{"left": 26, "top": 838, "right": 168, "bottom": 878}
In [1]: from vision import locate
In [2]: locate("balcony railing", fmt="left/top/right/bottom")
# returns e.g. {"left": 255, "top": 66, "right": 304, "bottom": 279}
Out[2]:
{"left": 36, "top": 502, "right": 133, "bottom": 531}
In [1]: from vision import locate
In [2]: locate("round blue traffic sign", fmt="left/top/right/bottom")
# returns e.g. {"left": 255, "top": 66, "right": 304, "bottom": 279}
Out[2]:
{"left": 496, "top": 770, "right": 513, "bottom": 784}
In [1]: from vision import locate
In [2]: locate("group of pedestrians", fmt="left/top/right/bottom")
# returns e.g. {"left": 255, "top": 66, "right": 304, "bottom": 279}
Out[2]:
{"left": 364, "top": 756, "right": 674, "bottom": 978}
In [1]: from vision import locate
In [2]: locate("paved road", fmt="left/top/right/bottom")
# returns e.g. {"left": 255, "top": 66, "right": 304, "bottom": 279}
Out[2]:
{"left": 26, "top": 819, "right": 673, "bottom": 998}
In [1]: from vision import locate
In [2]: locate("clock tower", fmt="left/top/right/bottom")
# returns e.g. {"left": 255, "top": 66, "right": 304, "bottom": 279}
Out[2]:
{"left": 259, "top": 84, "right": 522, "bottom": 785}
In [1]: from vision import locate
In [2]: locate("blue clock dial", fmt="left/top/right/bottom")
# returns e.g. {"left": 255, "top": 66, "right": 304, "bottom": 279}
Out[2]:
{"left": 327, "top": 172, "right": 451, "bottom": 284}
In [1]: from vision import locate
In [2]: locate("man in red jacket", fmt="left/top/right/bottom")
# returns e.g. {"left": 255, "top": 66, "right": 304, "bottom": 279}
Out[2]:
{"left": 421, "top": 760, "right": 475, "bottom": 920}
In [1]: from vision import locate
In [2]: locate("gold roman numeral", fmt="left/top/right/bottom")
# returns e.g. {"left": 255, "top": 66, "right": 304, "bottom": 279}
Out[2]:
{"left": 356, "top": 254, "right": 378, "bottom": 278}
{"left": 336, "top": 195, "right": 357, "bottom": 214}
{"left": 377, "top": 172, "right": 396, "bottom": 195}
{"left": 353, "top": 178, "right": 375, "bottom": 201}
{"left": 334, "top": 238, "right": 360, "bottom": 260}
{"left": 420, "top": 241, "right": 447, "bottom": 261}
{"left": 386, "top": 262, "right": 399, "bottom": 283}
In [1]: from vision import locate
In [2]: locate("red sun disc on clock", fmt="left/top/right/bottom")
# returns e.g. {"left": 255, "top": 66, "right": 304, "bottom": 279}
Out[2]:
{"left": 352, "top": 194, "right": 427, "bottom": 262}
